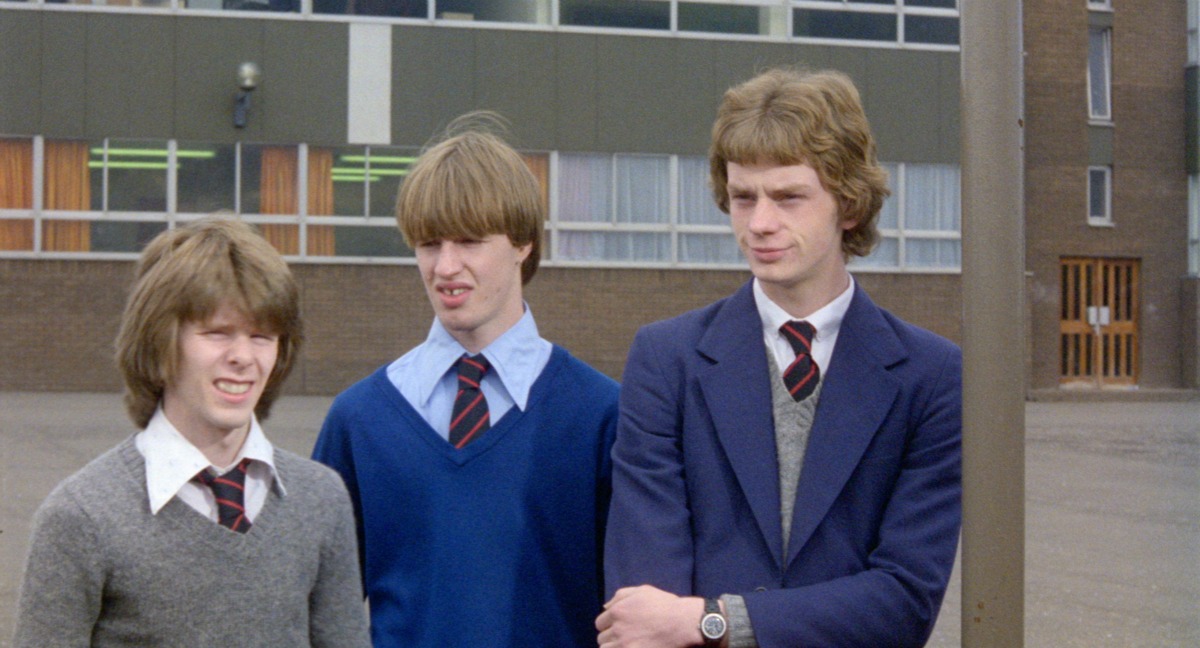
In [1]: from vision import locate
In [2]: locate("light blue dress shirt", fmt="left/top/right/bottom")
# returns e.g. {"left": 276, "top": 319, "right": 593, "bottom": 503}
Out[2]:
{"left": 386, "top": 305, "right": 553, "bottom": 441}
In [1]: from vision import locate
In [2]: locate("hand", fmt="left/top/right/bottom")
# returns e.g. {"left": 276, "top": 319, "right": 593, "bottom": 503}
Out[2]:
{"left": 595, "top": 585, "right": 705, "bottom": 648}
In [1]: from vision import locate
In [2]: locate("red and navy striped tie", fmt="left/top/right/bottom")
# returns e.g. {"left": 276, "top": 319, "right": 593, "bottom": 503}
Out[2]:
{"left": 780, "top": 320, "right": 820, "bottom": 402}
{"left": 450, "top": 354, "right": 491, "bottom": 449}
{"left": 196, "top": 459, "right": 252, "bottom": 533}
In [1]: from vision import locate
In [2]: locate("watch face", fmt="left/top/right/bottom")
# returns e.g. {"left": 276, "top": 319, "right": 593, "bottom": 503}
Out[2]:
{"left": 701, "top": 613, "right": 727, "bottom": 640}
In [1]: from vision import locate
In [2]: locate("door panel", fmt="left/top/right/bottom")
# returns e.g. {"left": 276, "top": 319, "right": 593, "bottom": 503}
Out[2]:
{"left": 1059, "top": 257, "right": 1139, "bottom": 387}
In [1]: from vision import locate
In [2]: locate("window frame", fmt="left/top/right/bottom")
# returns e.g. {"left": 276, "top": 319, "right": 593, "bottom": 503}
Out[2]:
{"left": 1087, "top": 165, "right": 1113, "bottom": 227}
{"left": 0, "top": 135, "right": 963, "bottom": 273}
{"left": 1087, "top": 26, "right": 1113, "bottom": 123}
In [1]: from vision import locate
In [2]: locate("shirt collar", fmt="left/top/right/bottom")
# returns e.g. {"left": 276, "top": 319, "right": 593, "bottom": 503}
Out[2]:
{"left": 136, "top": 407, "right": 284, "bottom": 515}
{"left": 753, "top": 276, "right": 855, "bottom": 346}
{"left": 412, "top": 304, "right": 544, "bottom": 411}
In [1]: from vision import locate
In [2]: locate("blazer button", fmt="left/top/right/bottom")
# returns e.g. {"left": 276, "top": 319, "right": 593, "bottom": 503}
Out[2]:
{"left": 755, "top": 586, "right": 768, "bottom": 592}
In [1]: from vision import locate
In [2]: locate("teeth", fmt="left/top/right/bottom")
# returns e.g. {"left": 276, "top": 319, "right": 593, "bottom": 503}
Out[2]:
{"left": 216, "top": 381, "right": 250, "bottom": 395}
{"left": 445, "top": 288, "right": 466, "bottom": 296}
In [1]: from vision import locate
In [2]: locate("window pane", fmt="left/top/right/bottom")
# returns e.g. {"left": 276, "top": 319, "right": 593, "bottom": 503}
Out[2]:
{"left": 329, "top": 147, "right": 367, "bottom": 217}
{"left": 177, "top": 143, "right": 235, "bottom": 214}
{"left": 90, "top": 221, "right": 167, "bottom": 253}
{"left": 436, "top": 0, "right": 550, "bottom": 23}
{"left": 182, "top": 0, "right": 300, "bottom": 12}
{"left": 878, "top": 163, "right": 900, "bottom": 229}
{"left": 680, "top": 233, "right": 742, "bottom": 264}
{"left": 1089, "top": 168, "right": 1109, "bottom": 220}
{"left": 1088, "top": 28, "right": 1111, "bottom": 119}
{"left": 853, "top": 236, "right": 899, "bottom": 268}
{"left": 557, "top": 231, "right": 669, "bottom": 262}
{"left": 906, "top": 238, "right": 960, "bottom": 268}
{"left": 904, "top": 164, "right": 960, "bottom": 231}
{"left": 558, "top": 154, "right": 612, "bottom": 223}
{"left": 906, "top": 0, "right": 957, "bottom": 7}
{"left": 100, "top": 140, "right": 168, "bottom": 213}
{"left": 242, "top": 145, "right": 299, "bottom": 215}
{"left": 314, "top": 0, "right": 426, "bottom": 18}
{"left": 0, "top": 138, "right": 35, "bottom": 251}
{"left": 615, "top": 155, "right": 668, "bottom": 224}
{"left": 679, "top": 156, "right": 727, "bottom": 226}
{"left": 679, "top": 2, "right": 770, "bottom": 35}
{"left": 367, "top": 148, "right": 418, "bottom": 217}
{"left": 332, "top": 224, "right": 411, "bottom": 257}
{"left": 561, "top": 0, "right": 669, "bottom": 29}
{"left": 794, "top": 9, "right": 897, "bottom": 41}
{"left": 905, "top": 15, "right": 958, "bottom": 45}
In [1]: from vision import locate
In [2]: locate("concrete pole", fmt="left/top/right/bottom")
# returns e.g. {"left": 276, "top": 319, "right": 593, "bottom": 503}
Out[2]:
{"left": 959, "top": 1, "right": 1026, "bottom": 646}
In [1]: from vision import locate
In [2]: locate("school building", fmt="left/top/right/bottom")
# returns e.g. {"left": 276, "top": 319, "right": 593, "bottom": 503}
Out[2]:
{"left": 0, "top": 0, "right": 1196, "bottom": 397}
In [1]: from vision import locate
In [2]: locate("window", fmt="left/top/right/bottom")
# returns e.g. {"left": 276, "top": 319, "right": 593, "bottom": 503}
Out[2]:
{"left": 1, "top": 135, "right": 961, "bottom": 271}
{"left": 678, "top": 2, "right": 781, "bottom": 37}
{"left": 555, "top": 153, "right": 672, "bottom": 263}
{"left": 1088, "top": 27, "right": 1112, "bottom": 122}
{"left": 1087, "top": 0, "right": 1112, "bottom": 10}
{"left": 1190, "top": 0, "right": 1199, "bottom": 64}
{"left": 6, "top": 0, "right": 959, "bottom": 49}
{"left": 0, "top": 138, "right": 34, "bottom": 252}
{"left": 794, "top": 0, "right": 959, "bottom": 46}
{"left": 560, "top": 0, "right": 669, "bottom": 30}
{"left": 1189, "top": 175, "right": 1199, "bottom": 276}
{"left": 852, "top": 163, "right": 961, "bottom": 271}
{"left": 1088, "top": 166, "right": 1112, "bottom": 226}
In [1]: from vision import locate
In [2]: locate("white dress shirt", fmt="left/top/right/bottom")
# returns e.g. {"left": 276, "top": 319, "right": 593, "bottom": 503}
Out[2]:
{"left": 135, "top": 407, "right": 284, "bottom": 524}
{"left": 753, "top": 276, "right": 855, "bottom": 378}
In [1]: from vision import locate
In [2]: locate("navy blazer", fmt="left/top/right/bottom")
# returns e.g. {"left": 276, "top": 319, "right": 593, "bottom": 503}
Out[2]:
{"left": 605, "top": 281, "right": 962, "bottom": 648}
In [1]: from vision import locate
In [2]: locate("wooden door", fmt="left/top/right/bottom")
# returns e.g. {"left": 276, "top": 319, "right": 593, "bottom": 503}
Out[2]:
{"left": 1059, "top": 257, "right": 1139, "bottom": 387}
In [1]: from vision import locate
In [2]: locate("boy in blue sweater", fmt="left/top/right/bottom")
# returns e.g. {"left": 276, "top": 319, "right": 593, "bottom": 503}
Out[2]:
{"left": 312, "top": 114, "right": 619, "bottom": 647}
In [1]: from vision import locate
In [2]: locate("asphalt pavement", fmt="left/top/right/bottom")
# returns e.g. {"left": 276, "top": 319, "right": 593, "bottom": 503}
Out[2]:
{"left": 1, "top": 392, "right": 1197, "bottom": 646}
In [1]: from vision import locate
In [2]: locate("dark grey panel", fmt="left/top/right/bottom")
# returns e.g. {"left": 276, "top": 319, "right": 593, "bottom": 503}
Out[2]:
{"left": 593, "top": 36, "right": 708, "bottom": 153}
{"left": 1088, "top": 124, "right": 1114, "bottom": 165}
{"left": 85, "top": 14, "right": 176, "bottom": 138}
{"left": 263, "top": 21, "right": 347, "bottom": 145}
{"left": 393, "top": 26, "right": 476, "bottom": 145}
{"left": 1088, "top": 10, "right": 1114, "bottom": 28}
{"left": 935, "top": 53, "right": 960, "bottom": 163}
{"left": 664, "top": 38, "right": 720, "bottom": 153}
{"left": 862, "top": 50, "right": 950, "bottom": 163}
{"left": 0, "top": 11, "right": 43, "bottom": 135}
{"left": 553, "top": 33, "right": 599, "bottom": 151}
{"left": 473, "top": 30, "right": 556, "bottom": 151}
{"left": 174, "top": 17, "right": 265, "bottom": 143}
{"left": 39, "top": 13, "right": 87, "bottom": 137}
{"left": 1187, "top": 65, "right": 1197, "bottom": 175}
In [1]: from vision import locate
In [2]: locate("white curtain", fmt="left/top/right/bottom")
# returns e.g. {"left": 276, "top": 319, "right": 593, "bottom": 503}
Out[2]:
{"left": 557, "top": 153, "right": 671, "bottom": 262}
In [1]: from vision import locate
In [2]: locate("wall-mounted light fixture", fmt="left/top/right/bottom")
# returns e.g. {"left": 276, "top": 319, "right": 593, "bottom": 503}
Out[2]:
{"left": 233, "top": 62, "right": 261, "bottom": 129}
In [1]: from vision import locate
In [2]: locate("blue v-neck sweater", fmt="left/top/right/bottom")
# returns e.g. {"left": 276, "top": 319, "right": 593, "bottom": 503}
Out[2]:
{"left": 313, "top": 346, "right": 619, "bottom": 648}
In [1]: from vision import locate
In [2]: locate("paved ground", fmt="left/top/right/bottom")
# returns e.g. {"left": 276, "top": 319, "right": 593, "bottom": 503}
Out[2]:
{"left": 1, "top": 392, "right": 1197, "bottom": 646}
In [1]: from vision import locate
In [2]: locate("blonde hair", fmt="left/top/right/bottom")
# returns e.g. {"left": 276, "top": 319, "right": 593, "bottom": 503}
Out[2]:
{"left": 710, "top": 67, "right": 890, "bottom": 258}
{"left": 395, "top": 112, "right": 544, "bottom": 284}
{"left": 115, "top": 217, "right": 303, "bottom": 428}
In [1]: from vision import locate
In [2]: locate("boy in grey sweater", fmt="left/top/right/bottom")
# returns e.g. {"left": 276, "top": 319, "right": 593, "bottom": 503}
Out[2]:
{"left": 13, "top": 218, "right": 370, "bottom": 647}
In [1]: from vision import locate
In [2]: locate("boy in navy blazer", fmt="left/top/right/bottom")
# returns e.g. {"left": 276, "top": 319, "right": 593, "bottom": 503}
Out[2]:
{"left": 597, "top": 68, "right": 962, "bottom": 648}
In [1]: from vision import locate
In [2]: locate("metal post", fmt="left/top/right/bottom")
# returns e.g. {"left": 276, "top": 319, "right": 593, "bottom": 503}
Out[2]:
{"left": 959, "top": 1, "right": 1026, "bottom": 646}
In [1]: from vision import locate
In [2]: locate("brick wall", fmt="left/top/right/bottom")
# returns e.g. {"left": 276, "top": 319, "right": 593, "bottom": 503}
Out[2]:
{"left": 1023, "top": 0, "right": 1190, "bottom": 389}
{"left": 0, "top": 259, "right": 962, "bottom": 395}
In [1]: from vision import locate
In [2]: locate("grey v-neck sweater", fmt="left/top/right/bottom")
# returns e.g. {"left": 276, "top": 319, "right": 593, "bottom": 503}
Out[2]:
{"left": 13, "top": 436, "right": 370, "bottom": 648}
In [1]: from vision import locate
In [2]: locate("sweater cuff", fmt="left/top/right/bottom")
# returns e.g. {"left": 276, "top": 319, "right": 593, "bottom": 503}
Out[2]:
{"left": 719, "top": 594, "right": 759, "bottom": 648}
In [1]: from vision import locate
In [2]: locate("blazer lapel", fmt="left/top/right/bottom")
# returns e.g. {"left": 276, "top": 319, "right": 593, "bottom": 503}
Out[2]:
{"left": 785, "top": 286, "right": 905, "bottom": 567}
{"left": 696, "top": 282, "right": 785, "bottom": 568}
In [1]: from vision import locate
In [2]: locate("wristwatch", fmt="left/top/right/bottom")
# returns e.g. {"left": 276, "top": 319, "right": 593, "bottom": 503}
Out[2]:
{"left": 699, "top": 597, "right": 727, "bottom": 647}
